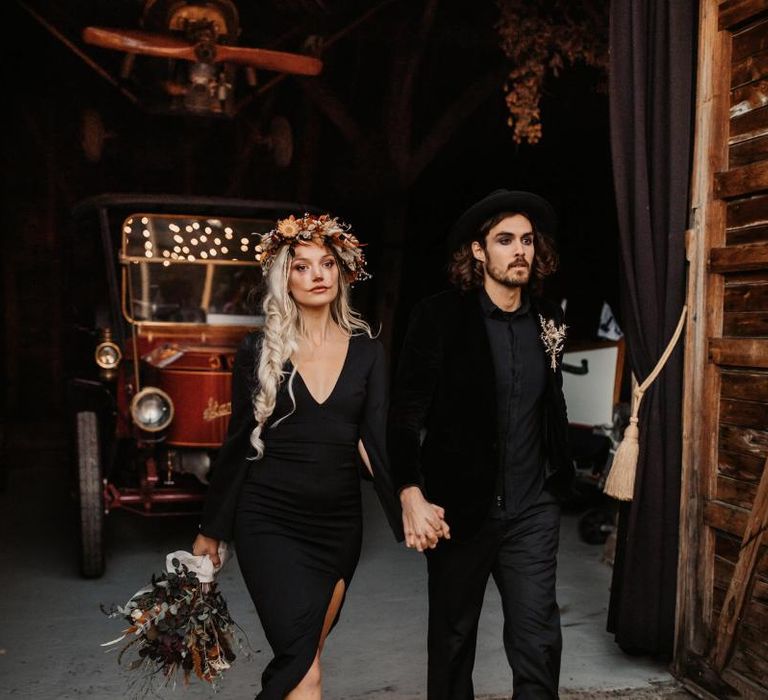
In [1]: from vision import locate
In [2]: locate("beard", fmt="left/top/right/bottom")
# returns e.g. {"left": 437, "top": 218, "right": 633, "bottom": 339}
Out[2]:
{"left": 486, "top": 259, "right": 531, "bottom": 288}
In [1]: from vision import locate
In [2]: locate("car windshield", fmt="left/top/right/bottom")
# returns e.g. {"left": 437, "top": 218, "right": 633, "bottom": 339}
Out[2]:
{"left": 121, "top": 213, "right": 273, "bottom": 325}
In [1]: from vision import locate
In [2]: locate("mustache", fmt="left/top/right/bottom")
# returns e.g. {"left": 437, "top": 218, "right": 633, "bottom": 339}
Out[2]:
{"left": 507, "top": 259, "right": 530, "bottom": 269}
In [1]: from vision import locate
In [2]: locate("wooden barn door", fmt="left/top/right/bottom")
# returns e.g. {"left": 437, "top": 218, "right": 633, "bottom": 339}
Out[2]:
{"left": 676, "top": 1, "right": 768, "bottom": 698}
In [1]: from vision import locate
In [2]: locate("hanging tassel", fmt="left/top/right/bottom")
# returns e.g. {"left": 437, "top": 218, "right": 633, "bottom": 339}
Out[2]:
{"left": 603, "top": 306, "right": 688, "bottom": 501}
{"left": 603, "top": 411, "right": 639, "bottom": 501}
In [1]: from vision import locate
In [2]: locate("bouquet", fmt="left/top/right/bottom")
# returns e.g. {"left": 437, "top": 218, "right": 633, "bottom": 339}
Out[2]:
{"left": 101, "top": 546, "right": 249, "bottom": 697}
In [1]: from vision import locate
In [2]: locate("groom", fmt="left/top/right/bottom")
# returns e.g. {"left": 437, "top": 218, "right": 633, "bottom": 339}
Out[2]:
{"left": 388, "top": 189, "right": 573, "bottom": 699}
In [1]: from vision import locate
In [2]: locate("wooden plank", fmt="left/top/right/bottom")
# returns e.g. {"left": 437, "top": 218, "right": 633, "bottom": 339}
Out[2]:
{"left": 724, "top": 278, "right": 768, "bottom": 311}
{"left": 730, "top": 648, "right": 768, "bottom": 689}
{"left": 705, "top": 500, "right": 750, "bottom": 538}
{"left": 731, "top": 80, "right": 768, "bottom": 117}
{"left": 709, "top": 455, "right": 768, "bottom": 670}
{"left": 732, "top": 105, "right": 768, "bottom": 146}
{"left": 732, "top": 17, "right": 768, "bottom": 63}
{"left": 719, "top": 423, "right": 768, "bottom": 457}
{"left": 719, "top": 448, "right": 767, "bottom": 482}
{"left": 731, "top": 104, "right": 768, "bottom": 142}
{"left": 754, "top": 576, "right": 768, "bottom": 606}
{"left": 677, "top": 0, "right": 731, "bottom": 678}
{"left": 716, "top": 160, "right": 768, "bottom": 198}
{"left": 721, "top": 666, "right": 768, "bottom": 700}
{"left": 715, "top": 529, "right": 768, "bottom": 575}
{"left": 725, "top": 193, "right": 768, "bottom": 229}
{"left": 720, "top": 0, "right": 768, "bottom": 31}
{"left": 720, "top": 397, "right": 768, "bottom": 429}
{"left": 732, "top": 48, "right": 768, "bottom": 90}
{"left": 709, "top": 338, "right": 768, "bottom": 367}
{"left": 739, "top": 621, "right": 768, "bottom": 661}
{"left": 720, "top": 369, "right": 768, "bottom": 402}
{"left": 717, "top": 473, "right": 759, "bottom": 508}
{"left": 726, "top": 222, "right": 768, "bottom": 245}
{"left": 723, "top": 311, "right": 768, "bottom": 335}
{"left": 710, "top": 242, "right": 768, "bottom": 271}
{"left": 729, "top": 132, "right": 768, "bottom": 167}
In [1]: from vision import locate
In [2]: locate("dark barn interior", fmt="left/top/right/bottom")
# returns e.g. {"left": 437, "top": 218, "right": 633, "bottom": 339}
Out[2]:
{"left": 1, "top": 0, "right": 619, "bottom": 436}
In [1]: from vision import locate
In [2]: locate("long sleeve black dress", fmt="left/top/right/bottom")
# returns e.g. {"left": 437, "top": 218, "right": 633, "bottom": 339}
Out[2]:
{"left": 199, "top": 331, "right": 402, "bottom": 699}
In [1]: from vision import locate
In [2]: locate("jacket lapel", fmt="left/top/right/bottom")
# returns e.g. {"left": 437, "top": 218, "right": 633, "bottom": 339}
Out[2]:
{"left": 456, "top": 290, "right": 497, "bottom": 408}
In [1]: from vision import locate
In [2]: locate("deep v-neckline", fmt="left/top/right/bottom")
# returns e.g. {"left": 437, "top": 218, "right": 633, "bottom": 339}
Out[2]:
{"left": 291, "top": 337, "right": 352, "bottom": 406}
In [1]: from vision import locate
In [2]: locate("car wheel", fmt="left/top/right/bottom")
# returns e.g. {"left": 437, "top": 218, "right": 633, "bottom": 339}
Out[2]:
{"left": 77, "top": 411, "right": 105, "bottom": 577}
{"left": 578, "top": 506, "right": 614, "bottom": 545}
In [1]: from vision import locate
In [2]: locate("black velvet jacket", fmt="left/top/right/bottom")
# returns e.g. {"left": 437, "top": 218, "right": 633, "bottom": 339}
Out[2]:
{"left": 200, "top": 331, "right": 404, "bottom": 543}
{"left": 387, "top": 288, "right": 573, "bottom": 540}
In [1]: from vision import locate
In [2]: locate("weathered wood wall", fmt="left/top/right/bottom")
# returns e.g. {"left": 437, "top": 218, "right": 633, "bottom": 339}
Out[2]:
{"left": 677, "top": 2, "right": 768, "bottom": 698}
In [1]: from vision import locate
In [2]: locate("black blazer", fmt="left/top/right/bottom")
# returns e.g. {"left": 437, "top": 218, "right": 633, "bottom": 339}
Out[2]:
{"left": 200, "top": 331, "right": 404, "bottom": 543}
{"left": 387, "top": 288, "right": 573, "bottom": 539}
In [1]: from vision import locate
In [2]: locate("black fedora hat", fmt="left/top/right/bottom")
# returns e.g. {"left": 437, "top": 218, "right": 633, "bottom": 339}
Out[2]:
{"left": 447, "top": 189, "right": 557, "bottom": 252}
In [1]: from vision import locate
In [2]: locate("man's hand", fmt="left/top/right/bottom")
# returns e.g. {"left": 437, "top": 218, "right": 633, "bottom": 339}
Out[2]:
{"left": 400, "top": 486, "right": 451, "bottom": 552}
{"left": 192, "top": 533, "right": 221, "bottom": 568}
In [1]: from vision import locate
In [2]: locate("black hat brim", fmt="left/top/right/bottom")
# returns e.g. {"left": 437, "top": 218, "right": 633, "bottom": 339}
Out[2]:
{"left": 447, "top": 189, "right": 557, "bottom": 252}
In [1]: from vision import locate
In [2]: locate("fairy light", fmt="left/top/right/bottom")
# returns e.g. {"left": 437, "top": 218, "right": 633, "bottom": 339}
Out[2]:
{"left": 185, "top": 225, "right": 193, "bottom": 233}
{"left": 162, "top": 250, "right": 170, "bottom": 258}
{"left": 123, "top": 225, "right": 132, "bottom": 234}
{"left": 191, "top": 238, "right": 198, "bottom": 246}
{"left": 221, "top": 246, "right": 229, "bottom": 254}
{"left": 192, "top": 222, "right": 200, "bottom": 230}
{"left": 205, "top": 226, "right": 213, "bottom": 234}
{"left": 144, "top": 251, "right": 152, "bottom": 258}
{"left": 163, "top": 260, "right": 171, "bottom": 267}
{"left": 200, "top": 251, "right": 208, "bottom": 259}
{"left": 214, "top": 237, "right": 221, "bottom": 245}
{"left": 144, "top": 241, "right": 153, "bottom": 250}
{"left": 169, "top": 223, "right": 181, "bottom": 233}
{"left": 200, "top": 234, "right": 208, "bottom": 243}
{"left": 173, "top": 234, "right": 183, "bottom": 244}
{"left": 209, "top": 249, "right": 217, "bottom": 256}
{"left": 182, "top": 246, "right": 190, "bottom": 254}
{"left": 143, "top": 229, "right": 151, "bottom": 238}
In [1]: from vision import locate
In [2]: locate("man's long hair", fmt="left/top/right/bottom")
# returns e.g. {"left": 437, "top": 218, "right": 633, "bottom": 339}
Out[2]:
{"left": 447, "top": 210, "right": 558, "bottom": 294}
{"left": 248, "top": 245, "right": 372, "bottom": 459}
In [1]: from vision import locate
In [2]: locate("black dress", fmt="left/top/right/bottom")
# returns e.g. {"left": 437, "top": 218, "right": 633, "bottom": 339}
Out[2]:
{"left": 199, "top": 331, "right": 403, "bottom": 699}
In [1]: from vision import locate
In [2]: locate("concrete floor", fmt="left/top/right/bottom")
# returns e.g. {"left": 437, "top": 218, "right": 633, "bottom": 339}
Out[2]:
{"left": 0, "top": 453, "right": 687, "bottom": 700}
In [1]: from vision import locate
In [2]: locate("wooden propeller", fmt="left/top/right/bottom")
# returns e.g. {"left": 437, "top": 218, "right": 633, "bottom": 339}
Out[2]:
{"left": 82, "top": 26, "right": 323, "bottom": 76}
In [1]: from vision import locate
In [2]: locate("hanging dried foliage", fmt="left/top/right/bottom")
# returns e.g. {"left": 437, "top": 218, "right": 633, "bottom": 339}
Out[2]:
{"left": 496, "top": 0, "right": 609, "bottom": 144}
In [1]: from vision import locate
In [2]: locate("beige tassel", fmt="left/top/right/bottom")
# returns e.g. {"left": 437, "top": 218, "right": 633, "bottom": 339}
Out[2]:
{"left": 603, "top": 306, "right": 688, "bottom": 501}
{"left": 603, "top": 402, "right": 640, "bottom": 501}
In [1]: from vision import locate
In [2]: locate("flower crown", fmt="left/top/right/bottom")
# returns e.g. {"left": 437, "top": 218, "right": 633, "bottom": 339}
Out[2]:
{"left": 256, "top": 213, "right": 371, "bottom": 283}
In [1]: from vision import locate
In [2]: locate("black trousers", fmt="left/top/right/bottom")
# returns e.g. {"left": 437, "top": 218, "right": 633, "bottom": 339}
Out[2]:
{"left": 425, "top": 495, "right": 562, "bottom": 700}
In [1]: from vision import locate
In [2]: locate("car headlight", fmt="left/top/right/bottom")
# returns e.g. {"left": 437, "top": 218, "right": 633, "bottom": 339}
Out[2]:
{"left": 95, "top": 341, "right": 122, "bottom": 369}
{"left": 130, "top": 387, "right": 174, "bottom": 432}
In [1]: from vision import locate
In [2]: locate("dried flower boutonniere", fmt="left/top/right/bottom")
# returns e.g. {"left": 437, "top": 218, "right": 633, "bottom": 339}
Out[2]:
{"left": 538, "top": 314, "right": 567, "bottom": 371}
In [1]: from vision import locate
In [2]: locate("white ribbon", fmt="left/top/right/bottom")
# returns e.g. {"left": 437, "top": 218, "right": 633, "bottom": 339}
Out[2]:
{"left": 165, "top": 542, "right": 229, "bottom": 583}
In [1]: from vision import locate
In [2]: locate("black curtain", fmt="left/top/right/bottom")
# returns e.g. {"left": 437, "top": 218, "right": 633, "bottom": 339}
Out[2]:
{"left": 606, "top": 0, "right": 697, "bottom": 656}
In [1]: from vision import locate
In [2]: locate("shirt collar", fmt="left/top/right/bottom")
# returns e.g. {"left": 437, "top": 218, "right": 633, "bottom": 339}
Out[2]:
{"left": 478, "top": 287, "right": 531, "bottom": 320}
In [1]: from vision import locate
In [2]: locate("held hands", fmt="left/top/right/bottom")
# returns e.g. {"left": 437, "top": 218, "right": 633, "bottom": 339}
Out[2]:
{"left": 400, "top": 486, "right": 450, "bottom": 552}
{"left": 192, "top": 533, "right": 222, "bottom": 568}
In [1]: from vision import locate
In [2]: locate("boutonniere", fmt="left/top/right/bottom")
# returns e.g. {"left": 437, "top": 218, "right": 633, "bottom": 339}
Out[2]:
{"left": 538, "top": 314, "right": 567, "bottom": 371}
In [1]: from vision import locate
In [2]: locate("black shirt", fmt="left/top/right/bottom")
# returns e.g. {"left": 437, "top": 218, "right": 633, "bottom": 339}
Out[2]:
{"left": 479, "top": 288, "right": 547, "bottom": 518}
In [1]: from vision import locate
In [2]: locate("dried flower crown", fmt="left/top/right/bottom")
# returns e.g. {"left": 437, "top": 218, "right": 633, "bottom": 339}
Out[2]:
{"left": 256, "top": 213, "right": 371, "bottom": 283}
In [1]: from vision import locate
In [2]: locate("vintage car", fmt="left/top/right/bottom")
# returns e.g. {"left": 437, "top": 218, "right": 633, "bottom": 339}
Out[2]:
{"left": 64, "top": 194, "right": 320, "bottom": 577}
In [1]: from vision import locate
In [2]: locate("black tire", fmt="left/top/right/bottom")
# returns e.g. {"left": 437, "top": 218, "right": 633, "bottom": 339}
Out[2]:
{"left": 77, "top": 411, "right": 105, "bottom": 577}
{"left": 578, "top": 506, "right": 614, "bottom": 545}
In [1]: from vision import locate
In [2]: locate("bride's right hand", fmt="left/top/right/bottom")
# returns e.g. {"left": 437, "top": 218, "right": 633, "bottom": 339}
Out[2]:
{"left": 192, "top": 533, "right": 221, "bottom": 568}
